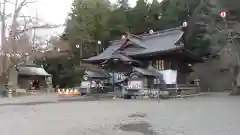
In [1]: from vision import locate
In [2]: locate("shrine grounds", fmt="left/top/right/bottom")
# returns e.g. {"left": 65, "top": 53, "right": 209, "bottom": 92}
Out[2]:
{"left": 0, "top": 92, "right": 239, "bottom": 135}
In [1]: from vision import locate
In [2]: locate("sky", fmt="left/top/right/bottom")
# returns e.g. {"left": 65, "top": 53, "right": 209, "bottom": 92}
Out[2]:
{"left": 4, "top": 0, "right": 162, "bottom": 40}
{"left": 24, "top": 0, "right": 162, "bottom": 26}
{"left": 27, "top": 0, "right": 159, "bottom": 24}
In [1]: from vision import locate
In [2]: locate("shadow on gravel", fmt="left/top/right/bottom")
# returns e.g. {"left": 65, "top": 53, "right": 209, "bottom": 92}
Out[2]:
{"left": 119, "top": 122, "right": 157, "bottom": 135}
{"left": 128, "top": 112, "right": 147, "bottom": 118}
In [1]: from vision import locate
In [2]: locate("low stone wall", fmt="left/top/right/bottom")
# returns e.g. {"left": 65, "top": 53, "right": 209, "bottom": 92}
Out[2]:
{"left": 181, "top": 89, "right": 198, "bottom": 95}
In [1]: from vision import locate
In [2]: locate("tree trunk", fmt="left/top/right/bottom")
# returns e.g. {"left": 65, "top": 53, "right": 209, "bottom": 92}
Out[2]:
{"left": 229, "top": 64, "right": 240, "bottom": 94}
{"left": 0, "top": 0, "right": 8, "bottom": 85}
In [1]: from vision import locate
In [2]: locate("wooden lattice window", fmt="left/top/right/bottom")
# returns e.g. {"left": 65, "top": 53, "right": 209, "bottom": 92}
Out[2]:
{"left": 154, "top": 60, "right": 164, "bottom": 70}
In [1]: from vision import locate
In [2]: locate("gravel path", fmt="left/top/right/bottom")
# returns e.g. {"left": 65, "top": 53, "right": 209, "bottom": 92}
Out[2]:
{"left": 0, "top": 92, "right": 239, "bottom": 135}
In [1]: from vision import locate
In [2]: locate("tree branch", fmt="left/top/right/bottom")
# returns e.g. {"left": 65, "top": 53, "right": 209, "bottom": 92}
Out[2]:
{"left": 185, "top": 0, "right": 207, "bottom": 41}
{"left": 15, "top": 24, "right": 63, "bottom": 36}
{"left": 15, "top": 0, "right": 36, "bottom": 14}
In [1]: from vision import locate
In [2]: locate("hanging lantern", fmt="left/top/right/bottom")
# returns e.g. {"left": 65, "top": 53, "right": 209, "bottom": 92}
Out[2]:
{"left": 121, "top": 35, "right": 126, "bottom": 39}
{"left": 83, "top": 75, "right": 88, "bottom": 81}
{"left": 220, "top": 11, "right": 226, "bottom": 18}
{"left": 182, "top": 21, "right": 188, "bottom": 27}
{"left": 158, "top": 13, "right": 162, "bottom": 20}
{"left": 97, "top": 40, "right": 102, "bottom": 44}
{"left": 149, "top": 30, "right": 154, "bottom": 34}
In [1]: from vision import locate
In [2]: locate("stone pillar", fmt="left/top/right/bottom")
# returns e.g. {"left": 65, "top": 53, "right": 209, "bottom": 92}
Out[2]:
{"left": 86, "top": 88, "right": 91, "bottom": 94}
{"left": 86, "top": 81, "right": 92, "bottom": 94}
{"left": 45, "top": 76, "right": 53, "bottom": 93}
{"left": 8, "top": 67, "right": 18, "bottom": 89}
{"left": 194, "top": 79, "right": 201, "bottom": 93}
{"left": 7, "top": 89, "right": 12, "bottom": 98}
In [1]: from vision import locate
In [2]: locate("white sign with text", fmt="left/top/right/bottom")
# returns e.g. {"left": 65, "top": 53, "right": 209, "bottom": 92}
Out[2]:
{"left": 128, "top": 80, "right": 143, "bottom": 89}
{"left": 81, "top": 81, "right": 90, "bottom": 88}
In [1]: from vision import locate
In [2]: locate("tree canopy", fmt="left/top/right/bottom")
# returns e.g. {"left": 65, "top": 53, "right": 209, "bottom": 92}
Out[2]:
{"left": 64, "top": 0, "right": 217, "bottom": 57}
{"left": 43, "top": 0, "right": 240, "bottom": 87}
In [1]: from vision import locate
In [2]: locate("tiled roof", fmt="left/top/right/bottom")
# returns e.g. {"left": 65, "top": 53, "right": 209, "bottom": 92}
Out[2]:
{"left": 18, "top": 66, "right": 50, "bottom": 76}
{"left": 133, "top": 66, "right": 163, "bottom": 77}
{"left": 85, "top": 70, "right": 110, "bottom": 78}
{"left": 84, "top": 27, "right": 184, "bottom": 61}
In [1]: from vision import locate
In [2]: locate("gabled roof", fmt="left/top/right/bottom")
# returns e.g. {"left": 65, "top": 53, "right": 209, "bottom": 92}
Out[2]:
{"left": 85, "top": 70, "right": 110, "bottom": 79}
{"left": 84, "top": 27, "right": 184, "bottom": 62}
{"left": 100, "top": 52, "right": 142, "bottom": 65}
{"left": 18, "top": 66, "right": 51, "bottom": 76}
{"left": 16, "top": 59, "right": 51, "bottom": 76}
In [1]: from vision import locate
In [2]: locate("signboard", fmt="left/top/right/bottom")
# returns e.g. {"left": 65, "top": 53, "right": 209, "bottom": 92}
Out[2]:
{"left": 154, "top": 78, "right": 161, "bottom": 84}
{"left": 109, "top": 72, "right": 127, "bottom": 83}
{"left": 90, "top": 80, "right": 104, "bottom": 88}
{"left": 91, "top": 81, "right": 96, "bottom": 88}
{"left": 128, "top": 80, "right": 143, "bottom": 89}
{"left": 81, "top": 81, "right": 90, "bottom": 88}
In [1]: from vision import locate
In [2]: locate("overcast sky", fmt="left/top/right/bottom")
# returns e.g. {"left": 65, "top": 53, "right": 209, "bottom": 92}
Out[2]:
{"left": 4, "top": 0, "right": 162, "bottom": 40}
{"left": 26, "top": 0, "right": 162, "bottom": 25}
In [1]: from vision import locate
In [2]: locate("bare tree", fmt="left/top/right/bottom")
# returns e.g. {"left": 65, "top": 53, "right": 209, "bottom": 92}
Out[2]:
{"left": 0, "top": 0, "right": 62, "bottom": 84}
{"left": 30, "top": 35, "right": 72, "bottom": 60}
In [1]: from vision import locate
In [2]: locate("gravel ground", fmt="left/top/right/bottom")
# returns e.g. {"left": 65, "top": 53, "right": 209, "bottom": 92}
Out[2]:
{"left": 0, "top": 92, "right": 239, "bottom": 135}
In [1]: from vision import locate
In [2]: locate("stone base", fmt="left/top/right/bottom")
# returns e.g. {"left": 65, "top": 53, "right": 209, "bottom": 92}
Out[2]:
{"left": 229, "top": 92, "right": 240, "bottom": 96}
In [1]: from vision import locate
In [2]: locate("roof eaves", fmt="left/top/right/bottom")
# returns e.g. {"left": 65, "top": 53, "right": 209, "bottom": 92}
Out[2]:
{"left": 83, "top": 47, "right": 184, "bottom": 62}
{"left": 84, "top": 27, "right": 184, "bottom": 62}
{"left": 131, "top": 46, "right": 184, "bottom": 57}
{"left": 182, "top": 49, "right": 204, "bottom": 62}
{"left": 133, "top": 66, "right": 161, "bottom": 77}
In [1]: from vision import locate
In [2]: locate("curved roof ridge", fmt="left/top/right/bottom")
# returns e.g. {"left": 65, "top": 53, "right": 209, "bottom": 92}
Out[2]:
{"left": 141, "top": 28, "right": 183, "bottom": 40}
{"left": 109, "top": 27, "right": 182, "bottom": 43}
{"left": 139, "top": 27, "right": 182, "bottom": 37}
